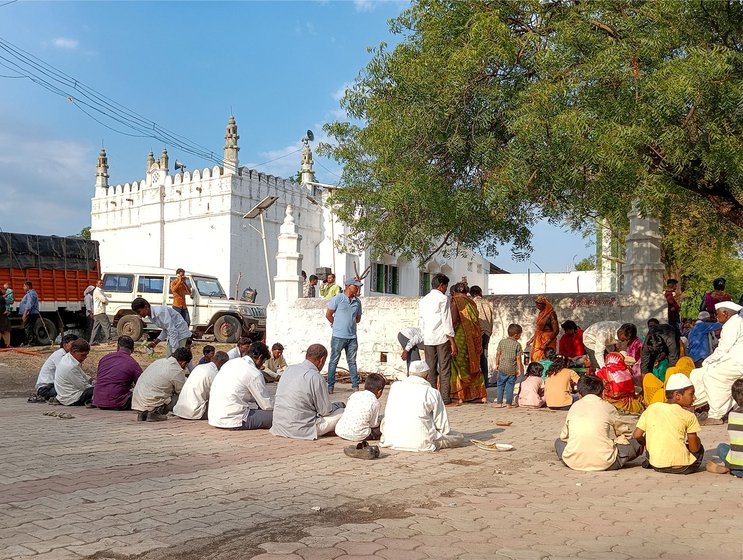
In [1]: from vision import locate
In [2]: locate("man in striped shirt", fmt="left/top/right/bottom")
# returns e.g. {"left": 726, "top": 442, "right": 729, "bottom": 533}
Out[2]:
{"left": 709, "top": 378, "right": 743, "bottom": 477}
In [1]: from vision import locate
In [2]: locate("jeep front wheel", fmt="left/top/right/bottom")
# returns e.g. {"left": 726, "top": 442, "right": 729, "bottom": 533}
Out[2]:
{"left": 117, "top": 315, "right": 144, "bottom": 341}
{"left": 214, "top": 315, "right": 241, "bottom": 343}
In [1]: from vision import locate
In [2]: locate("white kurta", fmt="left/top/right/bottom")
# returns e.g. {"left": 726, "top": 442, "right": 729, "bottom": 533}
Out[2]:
{"left": 582, "top": 321, "right": 622, "bottom": 368}
{"left": 690, "top": 314, "right": 743, "bottom": 419}
{"left": 173, "top": 362, "right": 219, "bottom": 420}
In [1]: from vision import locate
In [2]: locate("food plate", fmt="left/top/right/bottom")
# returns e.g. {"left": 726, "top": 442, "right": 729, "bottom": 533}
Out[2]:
{"left": 470, "top": 439, "right": 515, "bottom": 452}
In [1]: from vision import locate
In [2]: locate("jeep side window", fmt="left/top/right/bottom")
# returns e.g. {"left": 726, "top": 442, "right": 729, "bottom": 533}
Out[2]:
{"left": 137, "top": 276, "right": 165, "bottom": 294}
{"left": 103, "top": 274, "right": 134, "bottom": 293}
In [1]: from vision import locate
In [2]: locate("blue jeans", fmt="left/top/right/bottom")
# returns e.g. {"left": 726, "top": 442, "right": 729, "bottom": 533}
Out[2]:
{"left": 496, "top": 372, "right": 516, "bottom": 405}
{"left": 327, "top": 336, "right": 359, "bottom": 389}
{"left": 717, "top": 443, "right": 743, "bottom": 478}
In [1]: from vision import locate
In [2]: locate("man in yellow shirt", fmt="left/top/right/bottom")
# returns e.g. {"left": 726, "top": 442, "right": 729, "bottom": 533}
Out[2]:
{"left": 170, "top": 268, "right": 190, "bottom": 326}
{"left": 633, "top": 373, "right": 704, "bottom": 475}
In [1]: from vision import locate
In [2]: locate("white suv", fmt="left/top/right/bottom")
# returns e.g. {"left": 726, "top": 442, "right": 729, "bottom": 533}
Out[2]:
{"left": 101, "top": 268, "right": 265, "bottom": 343}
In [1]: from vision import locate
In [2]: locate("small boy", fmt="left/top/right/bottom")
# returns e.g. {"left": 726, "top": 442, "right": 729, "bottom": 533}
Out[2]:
{"left": 707, "top": 378, "right": 743, "bottom": 477}
{"left": 3, "top": 283, "right": 12, "bottom": 315}
{"left": 633, "top": 374, "right": 703, "bottom": 475}
{"left": 493, "top": 323, "right": 523, "bottom": 408}
{"left": 555, "top": 375, "right": 642, "bottom": 471}
{"left": 335, "top": 373, "right": 386, "bottom": 442}
{"left": 198, "top": 345, "right": 215, "bottom": 365}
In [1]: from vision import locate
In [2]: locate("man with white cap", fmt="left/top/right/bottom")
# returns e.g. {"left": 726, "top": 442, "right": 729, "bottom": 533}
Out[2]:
{"left": 633, "top": 373, "right": 704, "bottom": 474}
{"left": 380, "top": 360, "right": 464, "bottom": 452}
{"left": 690, "top": 300, "right": 743, "bottom": 425}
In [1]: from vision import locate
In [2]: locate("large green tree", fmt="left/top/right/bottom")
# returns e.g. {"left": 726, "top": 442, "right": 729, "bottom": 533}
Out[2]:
{"left": 321, "top": 0, "right": 743, "bottom": 263}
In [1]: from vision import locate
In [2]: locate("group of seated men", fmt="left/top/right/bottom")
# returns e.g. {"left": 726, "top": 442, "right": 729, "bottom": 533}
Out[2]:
{"left": 32, "top": 334, "right": 464, "bottom": 453}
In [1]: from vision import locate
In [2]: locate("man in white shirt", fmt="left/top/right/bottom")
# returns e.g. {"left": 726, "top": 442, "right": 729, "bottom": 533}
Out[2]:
{"left": 582, "top": 320, "right": 623, "bottom": 369}
{"left": 398, "top": 326, "right": 423, "bottom": 374}
{"left": 270, "top": 344, "right": 345, "bottom": 440}
{"left": 54, "top": 339, "right": 94, "bottom": 406}
{"left": 174, "top": 351, "right": 229, "bottom": 420}
{"left": 226, "top": 337, "right": 251, "bottom": 360}
{"left": 89, "top": 279, "right": 111, "bottom": 344}
{"left": 691, "top": 301, "right": 743, "bottom": 424}
{"left": 380, "top": 360, "right": 463, "bottom": 452}
{"left": 208, "top": 342, "right": 274, "bottom": 430}
{"left": 33, "top": 333, "right": 79, "bottom": 401}
{"left": 336, "top": 373, "right": 385, "bottom": 442}
{"left": 131, "top": 297, "right": 191, "bottom": 357}
{"left": 419, "top": 273, "right": 457, "bottom": 405}
{"left": 132, "top": 347, "right": 192, "bottom": 421}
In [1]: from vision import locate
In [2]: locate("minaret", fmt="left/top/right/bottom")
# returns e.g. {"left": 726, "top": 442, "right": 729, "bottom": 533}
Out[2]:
{"left": 224, "top": 115, "right": 240, "bottom": 173}
{"left": 159, "top": 148, "right": 169, "bottom": 172}
{"left": 146, "top": 149, "right": 155, "bottom": 173}
{"left": 95, "top": 148, "right": 109, "bottom": 195}
{"left": 300, "top": 137, "right": 315, "bottom": 185}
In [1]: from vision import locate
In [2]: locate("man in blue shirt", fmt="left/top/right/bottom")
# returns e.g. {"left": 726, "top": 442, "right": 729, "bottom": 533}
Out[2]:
{"left": 325, "top": 279, "right": 363, "bottom": 393}
{"left": 19, "top": 281, "right": 40, "bottom": 346}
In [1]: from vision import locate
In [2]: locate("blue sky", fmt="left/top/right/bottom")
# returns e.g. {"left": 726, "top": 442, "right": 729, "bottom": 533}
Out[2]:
{"left": 0, "top": 0, "right": 591, "bottom": 273}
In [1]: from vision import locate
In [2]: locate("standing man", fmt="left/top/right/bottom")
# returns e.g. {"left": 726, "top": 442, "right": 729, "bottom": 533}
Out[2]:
{"left": 319, "top": 273, "right": 342, "bottom": 298}
{"left": 303, "top": 274, "right": 319, "bottom": 298}
{"left": 19, "top": 281, "right": 40, "bottom": 346}
{"left": 470, "top": 285, "right": 493, "bottom": 387}
{"left": 419, "top": 273, "right": 456, "bottom": 405}
{"left": 170, "top": 268, "right": 191, "bottom": 326}
{"left": 664, "top": 279, "right": 681, "bottom": 330}
{"left": 131, "top": 297, "right": 191, "bottom": 357}
{"left": 89, "top": 279, "right": 111, "bottom": 344}
{"left": 325, "top": 279, "right": 363, "bottom": 393}
{"left": 83, "top": 285, "right": 95, "bottom": 340}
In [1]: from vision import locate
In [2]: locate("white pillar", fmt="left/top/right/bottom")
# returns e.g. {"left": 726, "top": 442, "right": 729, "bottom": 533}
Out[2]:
{"left": 622, "top": 202, "right": 665, "bottom": 298}
{"left": 273, "top": 205, "right": 303, "bottom": 304}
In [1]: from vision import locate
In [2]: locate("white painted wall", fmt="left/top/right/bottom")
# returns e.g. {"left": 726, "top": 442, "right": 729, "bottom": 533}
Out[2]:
{"left": 488, "top": 271, "right": 614, "bottom": 295}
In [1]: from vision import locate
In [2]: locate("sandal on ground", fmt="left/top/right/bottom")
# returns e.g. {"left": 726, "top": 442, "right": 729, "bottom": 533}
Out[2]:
{"left": 344, "top": 441, "right": 380, "bottom": 460}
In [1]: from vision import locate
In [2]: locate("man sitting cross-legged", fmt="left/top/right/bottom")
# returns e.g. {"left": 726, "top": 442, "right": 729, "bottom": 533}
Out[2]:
{"left": 555, "top": 375, "right": 643, "bottom": 471}
{"left": 132, "top": 347, "right": 192, "bottom": 421}
{"left": 174, "top": 351, "right": 229, "bottom": 420}
{"left": 208, "top": 342, "right": 274, "bottom": 430}
{"left": 380, "top": 360, "right": 464, "bottom": 452}
{"left": 54, "top": 339, "right": 94, "bottom": 406}
{"left": 270, "top": 344, "right": 346, "bottom": 440}
{"left": 92, "top": 336, "right": 143, "bottom": 410}
{"left": 33, "top": 333, "right": 79, "bottom": 401}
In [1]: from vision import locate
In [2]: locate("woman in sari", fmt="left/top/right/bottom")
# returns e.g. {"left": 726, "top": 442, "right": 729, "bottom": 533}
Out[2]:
{"left": 617, "top": 323, "right": 643, "bottom": 386}
{"left": 528, "top": 296, "right": 559, "bottom": 362}
{"left": 701, "top": 278, "right": 732, "bottom": 321}
{"left": 643, "top": 356, "right": 695, "bottom": 406}
{"left": 450, "top": 283, "right": 486, "bottom": 404}
{"left": 596, "top": 352, "right": 644, "bottom": 414}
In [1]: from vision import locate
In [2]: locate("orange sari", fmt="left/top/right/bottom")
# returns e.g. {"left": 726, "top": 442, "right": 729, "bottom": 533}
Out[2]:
{"left": 531, "top": 296, "right": 558, "bottom": 361}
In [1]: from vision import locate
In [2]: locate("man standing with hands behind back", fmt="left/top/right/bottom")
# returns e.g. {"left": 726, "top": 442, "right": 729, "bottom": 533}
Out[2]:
{"left": 419, "top": 273, "right": 457, "bottom": 405}
{"left": 170, "top": 268, "right": 190, "bottom": 327}
{"left": 325, "top": 278, "right": 363, "bottom": 393}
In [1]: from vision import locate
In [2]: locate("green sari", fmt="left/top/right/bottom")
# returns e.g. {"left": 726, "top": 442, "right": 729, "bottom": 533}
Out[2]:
{"left": 451, "top": 294, "right": 486, "bottom": 403}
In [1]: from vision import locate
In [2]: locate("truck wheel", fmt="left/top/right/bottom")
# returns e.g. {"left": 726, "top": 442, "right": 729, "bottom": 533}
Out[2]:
{"left": 35, "top": 319, "right": 58, "bottom": 346}
{"left": 214, "top": 315, "right": 241, "bottom": 343}
{"left": 117, "top": 315, "right": 144, "bottom": 341}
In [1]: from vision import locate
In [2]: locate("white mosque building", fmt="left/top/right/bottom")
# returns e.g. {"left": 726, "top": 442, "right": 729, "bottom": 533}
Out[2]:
{"left": 90, "top": 117, "right": 493, "bottom": 304}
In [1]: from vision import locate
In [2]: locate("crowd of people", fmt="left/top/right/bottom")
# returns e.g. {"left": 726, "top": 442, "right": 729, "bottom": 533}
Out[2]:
{"left": 19, "top": 272, "right": 743, "bottom": 476}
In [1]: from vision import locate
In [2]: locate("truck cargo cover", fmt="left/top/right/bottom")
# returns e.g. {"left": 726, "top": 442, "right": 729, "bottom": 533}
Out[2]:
{"left": 0, "top": 232, "right": 100, "bottom": 271}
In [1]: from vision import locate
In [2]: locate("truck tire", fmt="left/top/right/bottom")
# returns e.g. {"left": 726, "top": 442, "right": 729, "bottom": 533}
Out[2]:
{"left": 35, "top": 318, "right": 58, "bottom": 346}
{"left": 117, "top": 315, "right": 144, "bottom": 341}
{"left": 214, "top": 315, "right": 241, "bottom": 343}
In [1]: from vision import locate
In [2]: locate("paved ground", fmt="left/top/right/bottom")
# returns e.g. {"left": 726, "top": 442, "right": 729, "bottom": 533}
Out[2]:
{"left": 1, "top": 383, "right": 742, "bottom": 560}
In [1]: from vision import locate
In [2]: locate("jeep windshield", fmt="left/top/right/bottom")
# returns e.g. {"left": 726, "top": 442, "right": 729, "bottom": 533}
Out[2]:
{"left": 193, "top": 276, "right": 227, "bottom": 298}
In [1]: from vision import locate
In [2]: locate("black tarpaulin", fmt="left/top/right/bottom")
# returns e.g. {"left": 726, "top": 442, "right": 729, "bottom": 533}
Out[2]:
{"left": 0, "top": 232, "right": 100, "bottom": 271}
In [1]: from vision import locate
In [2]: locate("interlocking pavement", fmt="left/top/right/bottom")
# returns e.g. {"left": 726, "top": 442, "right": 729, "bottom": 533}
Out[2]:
{"left": 1, "top": 386, "right": 741, "bottom": 560}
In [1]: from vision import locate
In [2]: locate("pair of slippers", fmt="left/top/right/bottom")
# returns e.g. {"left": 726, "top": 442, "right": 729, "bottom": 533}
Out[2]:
{"left": 343, "top": 441, "right": 380, "bottom": 460}
{"left": 43, "top": 411, "right": 74, "bottom": 419}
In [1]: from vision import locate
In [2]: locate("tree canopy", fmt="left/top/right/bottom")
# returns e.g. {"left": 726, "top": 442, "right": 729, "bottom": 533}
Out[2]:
{"left": 321, "top": 0, "right": 743, "bottom": 264}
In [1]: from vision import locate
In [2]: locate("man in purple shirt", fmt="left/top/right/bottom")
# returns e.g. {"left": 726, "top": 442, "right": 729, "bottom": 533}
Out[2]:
{"left": 92, "top": 336, "right": 143, "bottom": 410}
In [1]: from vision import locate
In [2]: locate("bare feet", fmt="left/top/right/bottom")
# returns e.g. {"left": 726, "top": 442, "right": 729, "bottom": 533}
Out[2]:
{"left": 492, "top": 403, "right": 503, "bottom": 408}
{"left": 706, "top": 460, "right": 730, "bottom": 474}
{"left": 700, "top": 417, "right": 724, "bottom": 426}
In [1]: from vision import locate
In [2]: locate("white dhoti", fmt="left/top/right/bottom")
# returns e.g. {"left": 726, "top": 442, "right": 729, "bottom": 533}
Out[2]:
{"left": 691, "top": 365, "right": 742, "bottom": 420}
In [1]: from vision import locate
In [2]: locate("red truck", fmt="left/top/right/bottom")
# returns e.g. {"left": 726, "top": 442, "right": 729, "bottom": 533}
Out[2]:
{"left": 0, "top": 232, "right": 100, "bottom": 345}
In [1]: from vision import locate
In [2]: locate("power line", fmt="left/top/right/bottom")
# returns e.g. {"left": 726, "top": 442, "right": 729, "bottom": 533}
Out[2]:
{"left": 0, "top": 0, "right": 19, "bottom": 8}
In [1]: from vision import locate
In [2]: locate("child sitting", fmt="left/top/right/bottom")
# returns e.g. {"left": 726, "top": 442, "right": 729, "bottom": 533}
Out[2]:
{"left": 595, "top": 352, "right": 644, "bottom": 414}
{"left": 517, "top": 362, "right": 545, "bottom": 408}
{"left": 555, "top": 375, "right": 643, "bottom": 471}
{"left": 633, "top": 374, "right": 704, "bottom": 475}
{"left": 335, "top": 373, "right": 386, "bottom": 442}
{"left": 493, "top": 323, "right": 523, "bottom": 408}
{"left": 707, "top": 378, "right": 743, "bottom": 477}
{"left": 543, "top": 356, "right": 579, "bottom": 410}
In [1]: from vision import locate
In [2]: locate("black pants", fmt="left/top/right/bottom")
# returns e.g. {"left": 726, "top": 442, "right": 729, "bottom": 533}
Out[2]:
{"left": 23, "top": 314, "right": 40, "bottom": 345}
{"left": 69, "top": 387, "right": 94, "bottom": 406}
{"left": 424, "top": 343, "right": 452, "bottom": 404}
{"left": 37, "top": 383, "right": 56, "bottom": 400}
{"left": 397, "top": 332, "right": 421, "bottom": 373}
{"left": 480, "top": 333, "right": 491, "bottom": 386}
{"left": 646, "top": 446, "right": 705, "bottom": 475}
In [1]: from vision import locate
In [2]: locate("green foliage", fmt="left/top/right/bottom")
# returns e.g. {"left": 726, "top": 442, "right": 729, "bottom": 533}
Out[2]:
{"left": 321, "top": 0, "right": 743, "bottom": 264}
{"left": 79, "top": 227, "right": 91, "bottom": 240}
{"left": 574, "top": 256, "right": 596, "bottom": 272}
